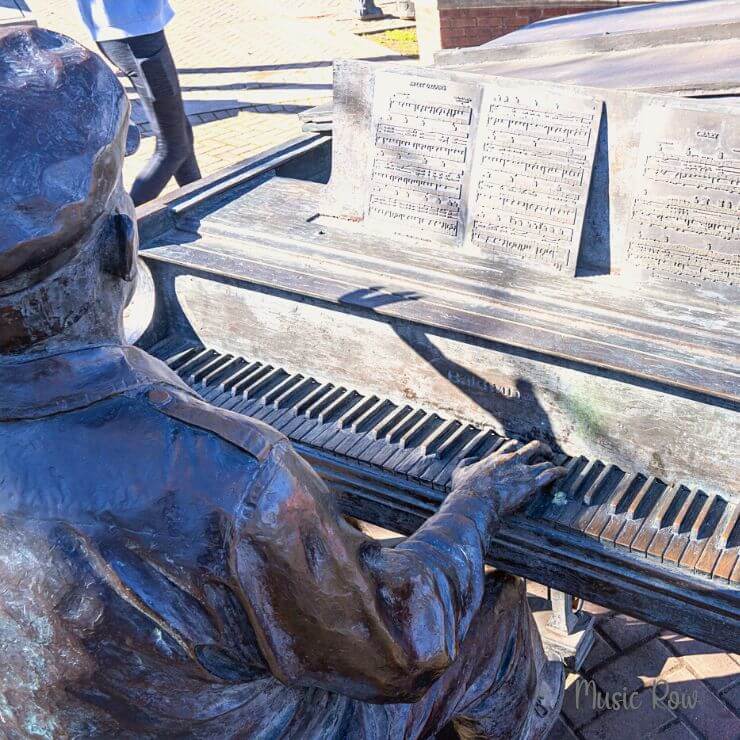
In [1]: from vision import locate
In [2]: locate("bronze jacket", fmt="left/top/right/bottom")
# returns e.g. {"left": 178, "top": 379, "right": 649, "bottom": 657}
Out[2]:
{"left": 0, "top": 344, "right": 499, "bottom": 738}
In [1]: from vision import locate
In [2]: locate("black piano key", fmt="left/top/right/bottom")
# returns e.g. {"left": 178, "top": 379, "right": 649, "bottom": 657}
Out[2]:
{"left": 317, "top": 390, "right": 362, "bottom": 425}
{"left": 374, "top": 405, "right": 414, "bottom": 441}
{"left": 598, "top": 473, "right": 650, "bottom": 545}
{"left": 230, "top": 386, "right": 286, "bottom": 422}
{"left": 245, "top": 368, "right": 289, "bottom": 401}
{"left": 295, "top": 383, "right": 336, "bottom": 417}
{"left": 263, "top": 374, "right": 305, "bottom": 407}
{"left": 438, "top": 432, "right": 505, "bottom": 490}
{"left": 373, "top": 413, "right": 426, "bottom": 468}
{"left": 570, "top": 465, "right": 624, "bottom": 533}
{"left": 166, "top": 345, "right": 203, "bottom": 371}
{"left": 549, "top": 460, "right": 606, "bottom": 528}
{"left": 322, "top": 397, "right": 383, "bottom": 454}
{"left": 231, "top": 363, "right": 272, "bottom": 397}
{"left": 188, "top": 353, "right": 232, "bottom": 386}
{"left": 631, "top": 484, "right": 685, "bottom": 556}
{"left": 679, "top": 495, "right": 725, "bottom": 572}
{"left": 404, "top": 425, "right": 463, "bottom": 482}
{"left": 439, "top": 436, "right": 508, "bottom": 495}
{"left": 280, "top": 384, "right": 336, "bottom": 438}
{"left": 396, "top": 411, "right": 433, "bottom": 449}
{"left": 199, "top": 356, "right": 245, "bottom": 395}
{"left": 333, "top": 400, "right": 397, "bottom": 457}
{"left": 274, "top": 377, "right": 321, "bottom": 410}
{"left": 305, "top": 394, "right": 365, "bottom": 450}
{"left": 324, "top": 402, "right": 374, "bottom": 451}
{"left": 396, "top": 421, "right": 448, "bottom": 479}
{"left": 581, "top": 471, "right": 638, "bottom": 541}
{"left": 351, "top": 399, "right": 396, "bottom": 435}
{"left": 350, "top": 404, "right": 413, "bottom": 461}
{"left": 537, "top": 456, "right": 588, "bottom": 522}
{"left": 293, "top": 391, "right": 351, "bottom": 444}
{"left": 250, "top": 381, "right": 308, "bottom": 423}
{"left": 422, "top": 420, "right": 461, "bottom": 456}
{"left": 352, "top": 406, "right": 404, "bottom": 464}
{"left": 438, "top": 423, "right": 479, "bottom": 460}
{"left": 303, "top": 391, "right": 362, "bottom": 443}
{"left": 341, "top": 396, "right": 380, "bottom": 431}
{"left": 176, "top": 349, "right": 219, "bottom": 379}
{"left": 646, "top": 485, "right": 692, "bottom": 561}
{"left": 697, "top": 502, "right": 738, "bottom": 577}
{"left": 369, "top": 410, "right": 427, "bottom": 468}
{"left": 614, "top": 478, "right": 666, "bottom": 551}
{"left": 394, "top": 416, "right": 445, "bottom": 471}
{"left": 205, "top": 360, "right": 259, "bottom": 402}
{"left": 306, "top": 386, "right": 346, "bottom": 420}
{"left": 419, "top": 425, "right": 479, "bottom": 485}
{"left": 397, "top": 421, "right": 456, "bottom": 480}
{"left": 662, "top": 490, "right": 707, "bottom": 565}
{"left": 149, "top": 336, "right": 192, "bottom": 364}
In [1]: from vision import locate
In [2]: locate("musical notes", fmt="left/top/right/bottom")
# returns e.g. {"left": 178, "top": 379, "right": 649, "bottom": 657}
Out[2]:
{"left": 362, "top": 73, "right": 601, "bottom": 273}
{"left": 466, "top": 88, "right": 602, "bottom": 275}
{"left": 365, "top": 72, "right": 478, "bottom": 245}
{"left": 626, "top": 105, "right": 740, "bottom": 290}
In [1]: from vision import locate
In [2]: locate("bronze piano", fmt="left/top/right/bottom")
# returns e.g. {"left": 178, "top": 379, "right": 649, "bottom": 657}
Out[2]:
{"left": 131, "top": 60, "right": 740, "bottom": 652}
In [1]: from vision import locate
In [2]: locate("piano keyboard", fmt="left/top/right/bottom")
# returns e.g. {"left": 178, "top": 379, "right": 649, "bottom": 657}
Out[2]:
{"left": 151, "top": 337, "right": 740, "bottom": 588}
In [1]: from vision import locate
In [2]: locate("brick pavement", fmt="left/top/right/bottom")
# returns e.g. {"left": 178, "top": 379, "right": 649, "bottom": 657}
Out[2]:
{"left": 538, "top": 591, "right": 740, "bottom": 739}
{"left": 23, "top": 2, "right": 740, "bottom": 737}
{"left": 29, "top": 0, "right": 412, "bottom": 190}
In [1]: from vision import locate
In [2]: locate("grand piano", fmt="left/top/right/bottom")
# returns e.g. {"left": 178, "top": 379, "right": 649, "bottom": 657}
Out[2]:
{"left": 128, "top": 22, "right": 740, "bottom": 652}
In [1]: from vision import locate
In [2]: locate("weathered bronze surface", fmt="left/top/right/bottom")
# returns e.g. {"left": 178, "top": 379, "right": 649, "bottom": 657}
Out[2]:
{"left": 0, "top": 28, "right": 565, "bottom": 737}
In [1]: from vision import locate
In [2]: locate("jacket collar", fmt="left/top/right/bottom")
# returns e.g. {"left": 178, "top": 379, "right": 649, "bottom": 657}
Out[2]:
{"left": 0, "top": 344, "right": 192, "bottom": 420}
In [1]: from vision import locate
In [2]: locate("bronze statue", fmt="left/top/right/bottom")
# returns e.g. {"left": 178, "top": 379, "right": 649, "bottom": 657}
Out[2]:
{"left": 0, "top": 27, "right": 566, "bottom": 739}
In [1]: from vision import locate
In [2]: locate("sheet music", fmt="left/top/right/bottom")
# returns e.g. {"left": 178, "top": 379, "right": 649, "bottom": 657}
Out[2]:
{"left": 626, "top": 104, "right": 740, "bottom": 292}
{"left": 465, "top": 86, "right": 602, "bottom": 275}
{"left": 365, "top": 72, "right": 480, "bottom": 246}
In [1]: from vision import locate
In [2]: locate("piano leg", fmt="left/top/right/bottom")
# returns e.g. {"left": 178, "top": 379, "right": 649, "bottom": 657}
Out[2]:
{"left": 534, "top": 588, "right": 595, "bottom": 673}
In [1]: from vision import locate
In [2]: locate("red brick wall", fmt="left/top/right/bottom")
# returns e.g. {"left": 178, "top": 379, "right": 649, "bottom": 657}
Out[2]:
{"left": 437, "top": 4, "right": 618, "bottom": 49}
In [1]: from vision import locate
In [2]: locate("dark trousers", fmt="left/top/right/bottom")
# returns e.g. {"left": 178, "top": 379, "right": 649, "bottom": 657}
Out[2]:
{"left": 98, "top": 31, "right": 201, "bottom": 206}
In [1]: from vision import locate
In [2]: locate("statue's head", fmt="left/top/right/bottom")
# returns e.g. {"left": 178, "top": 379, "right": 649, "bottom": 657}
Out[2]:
{"left": 0, "top": 26, "right": 137, "bottom": 354}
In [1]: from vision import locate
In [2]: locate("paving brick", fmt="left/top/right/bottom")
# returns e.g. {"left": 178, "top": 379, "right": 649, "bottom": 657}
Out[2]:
{"left": 562, "top": 673, "right": 606, "bottom": 729}
{"left": 598, "top": 612, "right": 661, "bottom": 650}
{"left": 545, "top": 716, "right": 579, "bottom": 740}
{"left": 648, "top": 718, "right": 698, "bottom": 739}
{"left": 720, "top": 679, "right": 740, "bottom": 713}
{"left": 593, "top": 638, "right": 678, "bottom": 694}
{"left": 661, "top": 632, "right": 740, "bottom": 692}
{"left": 578, "top": 687, "right": 676, "bottom": 740}
{"left": 581, "top": 632, "right": 617, "bottom": 675}
{"left": 654, "top": 666, "right": 740, "bottom": 740}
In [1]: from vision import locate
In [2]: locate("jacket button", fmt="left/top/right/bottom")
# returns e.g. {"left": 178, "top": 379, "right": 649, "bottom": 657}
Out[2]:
{"left": 148, "top": 388, "right": 171, "bottom": 406}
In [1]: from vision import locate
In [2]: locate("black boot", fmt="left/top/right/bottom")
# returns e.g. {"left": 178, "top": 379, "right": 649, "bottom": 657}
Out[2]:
{"left": 357, "top": 0, "right": 384, "bottom": 20}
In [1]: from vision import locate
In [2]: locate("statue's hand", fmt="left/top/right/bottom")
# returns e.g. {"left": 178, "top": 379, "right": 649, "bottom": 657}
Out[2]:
{"left": 450, "top": 440, "right": 566, "bottom": 517}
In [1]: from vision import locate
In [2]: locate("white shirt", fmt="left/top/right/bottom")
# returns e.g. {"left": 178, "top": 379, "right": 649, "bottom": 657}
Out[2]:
{"left": 76, "top": 0, "right": 174, "bottom": 42}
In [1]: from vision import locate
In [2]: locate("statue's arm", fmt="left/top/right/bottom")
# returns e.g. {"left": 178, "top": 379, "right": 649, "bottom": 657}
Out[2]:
{"left": 236, "top": 439, "right": 560, "bottom": 703}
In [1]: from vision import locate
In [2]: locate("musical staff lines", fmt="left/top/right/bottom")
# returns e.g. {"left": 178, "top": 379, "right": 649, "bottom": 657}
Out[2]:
{"left": 626, "top": 106, "right": 740, "bottom": 291}
{"left": 365, "top": 73, "right": 478, "bottom": 245}
{"left": 467, "top": 89, "right": 602, "bottom": 275}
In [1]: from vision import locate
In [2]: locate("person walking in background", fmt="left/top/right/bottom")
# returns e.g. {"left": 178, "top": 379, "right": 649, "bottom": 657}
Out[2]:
{"left": 76, "top": 0, "right": 201, "bottom": 205}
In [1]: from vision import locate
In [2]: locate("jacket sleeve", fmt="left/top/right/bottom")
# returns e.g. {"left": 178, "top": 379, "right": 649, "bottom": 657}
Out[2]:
{"left": 234, "top": 439, "right": 500, "bottom": 703}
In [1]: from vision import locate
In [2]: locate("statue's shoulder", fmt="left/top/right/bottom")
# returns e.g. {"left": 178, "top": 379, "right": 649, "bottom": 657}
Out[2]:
{"left": 144, "top": 385, "right": 287, "bottom": 464}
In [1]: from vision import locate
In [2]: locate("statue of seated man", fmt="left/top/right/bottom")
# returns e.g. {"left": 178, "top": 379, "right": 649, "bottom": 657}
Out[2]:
{"left": 0, "top": 27, "right": 566, "bottom": 739}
